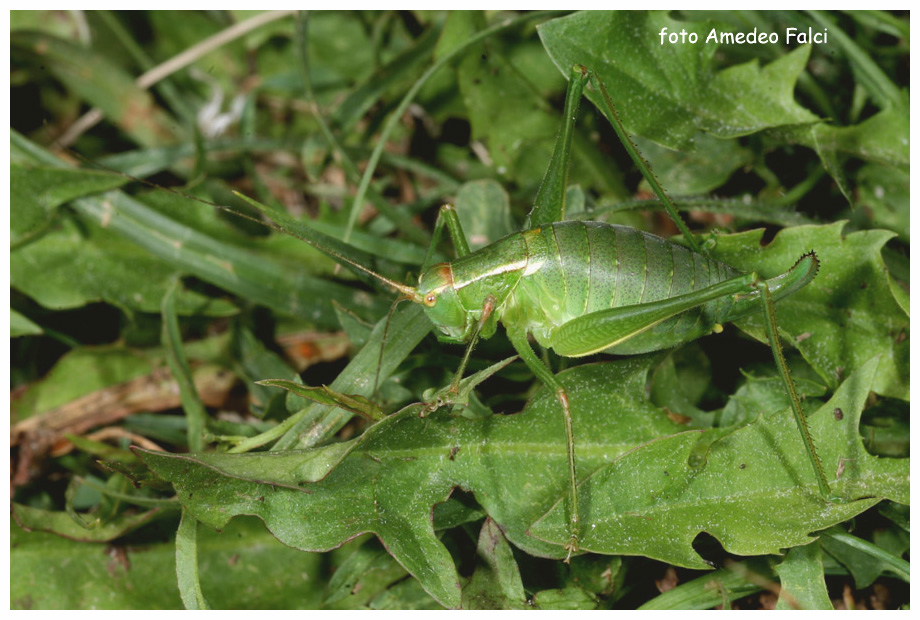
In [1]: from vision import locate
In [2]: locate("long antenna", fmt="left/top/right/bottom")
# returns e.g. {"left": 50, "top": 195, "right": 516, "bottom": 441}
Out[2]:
{"left": 230, "top": 190, "right": 423, "bottom": 303}
{"left": 73, "top": 151, "right": 423, "bottom": 303}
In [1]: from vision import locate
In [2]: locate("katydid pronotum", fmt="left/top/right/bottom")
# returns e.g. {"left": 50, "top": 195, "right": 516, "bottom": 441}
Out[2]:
{"left": 243, "top": 65, "right": 839, "bottom": 560}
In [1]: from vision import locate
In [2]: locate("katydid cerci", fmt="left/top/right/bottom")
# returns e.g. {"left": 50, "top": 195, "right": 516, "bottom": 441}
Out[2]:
{"left": 244, "top": 65, "right": 835, "bottom": 559}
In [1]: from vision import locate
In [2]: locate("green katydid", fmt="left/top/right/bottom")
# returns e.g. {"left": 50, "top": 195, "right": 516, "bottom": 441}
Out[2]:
{"left": 239, "top": 64, "right": 838, "bottom": 560}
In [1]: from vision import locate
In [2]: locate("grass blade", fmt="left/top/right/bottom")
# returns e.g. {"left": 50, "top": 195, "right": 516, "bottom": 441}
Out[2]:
{"left": 161, "top": 281, "right": 208, "bottom": 452}
{"left": 176, "top": 509, "right": 210, "bottom": 610}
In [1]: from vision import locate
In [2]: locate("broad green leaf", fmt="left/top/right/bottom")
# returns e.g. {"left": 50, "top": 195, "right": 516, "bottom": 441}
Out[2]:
{"left": 720, "top": 370, "right": 826, "bottom": 427}
{"left": 809, "top": 106, "right": 909, "bottom": 169}
{"left": 324, "top": 502, "right": 482, "bottom": 609}
{"left": 855, "top": 164, "right": 909, "bottom": 242}
{"left": 708, "top": 222, "right": 909, "bottom": 400}
{"left": 138, "top": 357, "right": 687, "bottom": 608}
{"left": 367, "top": 578, "right": 443, "bottom": 610}
{"left": 783, "top": 106, "right": 909, "bottom": 203}
{"left": 324, "top": 539, "right": 410, "bottom": 608}
{"left": 563, "top": 554, "right": 624, "bottom": 601}
{"left": 11, "top": 164, "right": 128, "bottom": 245}
{"left": 454, "top": 180, "right": 516, "bottom": 250}
{"left": 530, "top": 357, "right": 907, "bottom": 565}
{"left": 233, "top": 326, "right": 304, "bottom": 419}
{"left": 461, "top": 518, "right": 527, "bottom": 609}
{"left": 12, "top": 346, "right": 156, "bottom": 420}
{"left": 820, "top": 526, "right": 911, "bottom": 588}
{"left": 10, "top": 517, "right": 325, "bottom": 609}
{"left": 539, "top": 12, "right": 820, "bottom": 151}
{"left": 775, "top": 541, "right": 833, "bottom": 610}
{"left": 450, "top": 12, "right": 561, "bottom": 187}
{"left": 649, "top": 346, "right": 711, "bottom": 425}
{"left": 635, "top": 133, "right": 752, "bottom": 196}
{"left": 531, "top": 587, "right": 598, "bottom": 610}
{"left": 10, "top": 309, "right": 42, "bottom": 337}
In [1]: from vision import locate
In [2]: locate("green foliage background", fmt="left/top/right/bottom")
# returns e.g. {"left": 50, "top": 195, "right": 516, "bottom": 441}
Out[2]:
{"left": 10, "top": 10, "right": 909, "bottom": 609}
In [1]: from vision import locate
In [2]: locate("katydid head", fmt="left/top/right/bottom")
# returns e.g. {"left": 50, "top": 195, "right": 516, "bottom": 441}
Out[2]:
{"left": 415, "top": 262, "right": 471, "bottom": 344}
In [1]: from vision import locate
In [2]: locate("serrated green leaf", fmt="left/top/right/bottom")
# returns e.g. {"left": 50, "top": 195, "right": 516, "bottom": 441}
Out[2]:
{"left": 530, "top": 357, "right": 907, "bottom": 565}
{"left": 137, "top": 357, "right": 686, "bottom": 608}
{"left": 708, "top": 222, "right": 909, "bottom": 400}
{"left": 783, "top": 106, "right": 909, "bottom": 203}
{"left": 539, "top": 12, "right": 820, "bottom": 151}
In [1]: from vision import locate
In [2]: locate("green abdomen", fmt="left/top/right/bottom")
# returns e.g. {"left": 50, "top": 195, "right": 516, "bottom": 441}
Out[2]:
{"left": 507, "top": 221, "right": 740, "bottom": 354}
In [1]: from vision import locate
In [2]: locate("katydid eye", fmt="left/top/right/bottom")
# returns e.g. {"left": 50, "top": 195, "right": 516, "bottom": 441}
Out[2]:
{"left": 425, "top": 293, "right": 437, "bottom": 306}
